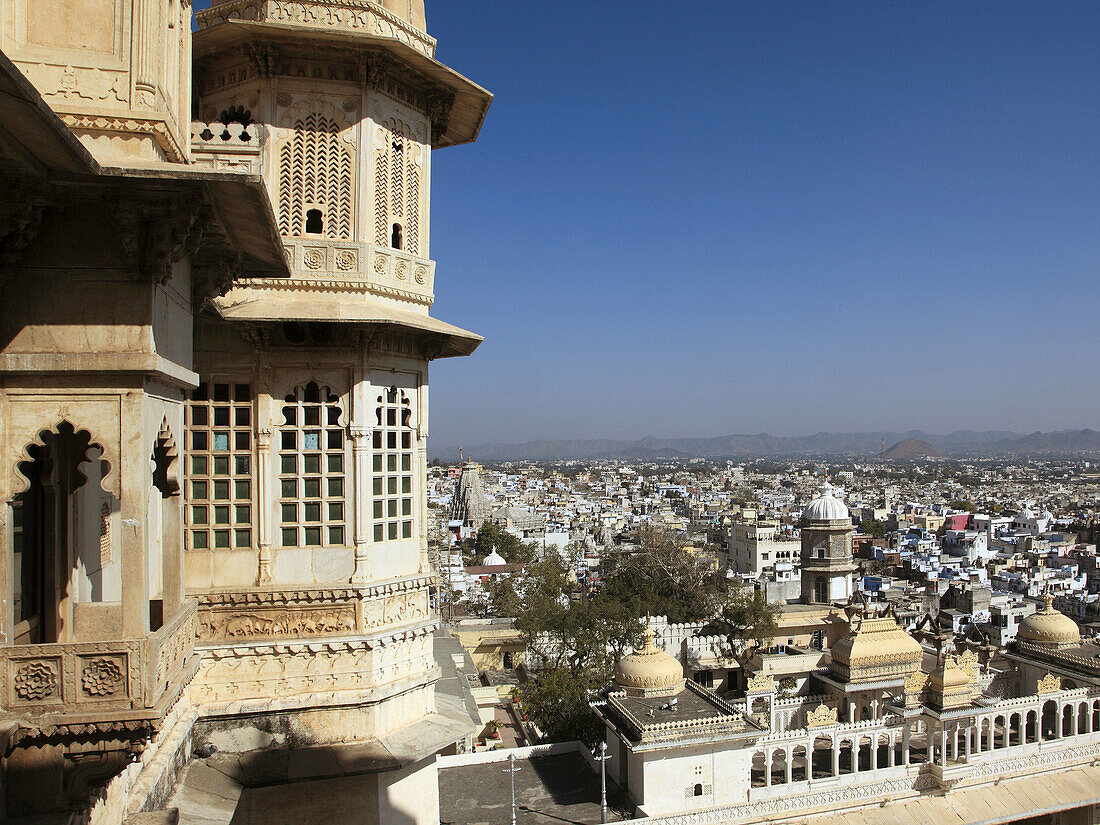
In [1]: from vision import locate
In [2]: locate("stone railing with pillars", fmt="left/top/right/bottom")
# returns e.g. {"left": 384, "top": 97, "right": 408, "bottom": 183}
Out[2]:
{"left": 276, "top": 241, "right": 436, "bottom": 306}
{"left": 190, "top": 120, "right": 264, "bottom": 174}
{"left": 0, "top": 599, "right": 197, "bottom": 720}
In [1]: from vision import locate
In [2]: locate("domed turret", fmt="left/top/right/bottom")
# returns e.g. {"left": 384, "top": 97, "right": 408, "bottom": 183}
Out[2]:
{"left": 829, "top": 600, "right": 923, "bottom": 684}
{"left": 614, "top": 626, "right": 685, "bottom": 698}
{"left": 1018, "top": 593, "right": 1080, "bottom": 648}
{"left": 926, "top": 648, "right": 973, "bottom": 711}
{"left": 802, "top": 484, "right": 850, "bottom": 523}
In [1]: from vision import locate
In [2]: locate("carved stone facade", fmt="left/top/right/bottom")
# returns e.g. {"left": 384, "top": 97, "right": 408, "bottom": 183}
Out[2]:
{"left": 0, "top": 1, "right": 485, "bottom": 822}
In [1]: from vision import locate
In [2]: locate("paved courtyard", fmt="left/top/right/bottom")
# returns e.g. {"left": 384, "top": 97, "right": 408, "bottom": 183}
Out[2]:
{"left": 439, "top": 753, "right": 628, "bottom": 825}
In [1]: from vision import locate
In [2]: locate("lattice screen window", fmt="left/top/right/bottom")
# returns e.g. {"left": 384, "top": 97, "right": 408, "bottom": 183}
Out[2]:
{"left": 185, "top": 381, "right": 253, "bottom": 550}
{"left": 278, "top": 113, "right": 353, "bottom": 239}
{"left": 279, "top": 382, "right": 347, "bottom": 547}
{"left": 373, "top": 124, "right": 421, "bottom": 255}
{"left": 372, "top": 387, "right": 414, "bottom": 542}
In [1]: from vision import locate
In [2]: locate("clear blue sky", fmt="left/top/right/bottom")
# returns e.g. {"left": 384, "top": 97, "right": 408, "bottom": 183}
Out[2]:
{"left": 195, "top": 2, "right": 1100, "bottom": 446}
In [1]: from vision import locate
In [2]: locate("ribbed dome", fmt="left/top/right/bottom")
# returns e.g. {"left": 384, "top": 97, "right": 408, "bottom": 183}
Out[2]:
{"left": 614, "top": 628, "right": 685, "bottom": 697}
{"left": 803, "top": 485, "right": 849, "bottom": 522}
{"left": 1018, "top": 593, "right": 1079, "bottom": 647}
{"left": 929, "top": 659, "right": 970, "bottom": 690}
{"left": 830, "top": 612, "right": 923, "bottom": 684}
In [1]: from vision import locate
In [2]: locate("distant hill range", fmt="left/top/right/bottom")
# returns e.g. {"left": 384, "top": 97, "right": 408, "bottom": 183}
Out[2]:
{"left": 883, "top": 438, "right": 947, "bottom": 460}
{"left": 430, "top": 429, "right": 1100, "bottom": 461}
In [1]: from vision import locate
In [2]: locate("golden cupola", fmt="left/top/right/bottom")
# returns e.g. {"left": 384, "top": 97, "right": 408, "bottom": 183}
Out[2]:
{"left": 829, "top": 600, "right": 923, "bottom": 685}
{"left": 1018, "top": 593, "right": 1080, "bottom": 649}
{"left": 614, "top": 627, "right": 685, "bottom": 698}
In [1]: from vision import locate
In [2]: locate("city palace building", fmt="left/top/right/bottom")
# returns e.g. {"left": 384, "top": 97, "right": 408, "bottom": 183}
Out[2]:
{"left": 0, "top": 1, "right": 488, "bottom": 823}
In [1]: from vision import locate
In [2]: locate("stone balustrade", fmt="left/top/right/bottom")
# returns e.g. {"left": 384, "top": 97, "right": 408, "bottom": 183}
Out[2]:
{"left": 190, "top": 120, "right": 263, "bottom": 174}
{"left": 0, "top": 599, "right": 197, "bottom": 720}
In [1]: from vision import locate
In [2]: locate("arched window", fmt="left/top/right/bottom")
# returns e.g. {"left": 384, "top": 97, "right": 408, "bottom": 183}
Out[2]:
{"left": 693, "top": 784, "right": 703, "bottom": 797}
{"left": 305, "top": 209, "right": 324, "bottom": 234}
{"left": 373, "top": 387, "right": 413, "bottom": 542}
{"left": 390, "top": 222, "right": 403, "bottom": 250}
{"left": 279, "top": 383, "right": 346, "bottom": 547}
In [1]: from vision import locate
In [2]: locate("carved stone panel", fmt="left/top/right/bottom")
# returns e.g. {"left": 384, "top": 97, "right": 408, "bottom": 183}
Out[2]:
{"left": 197, "top": 604, "right": 358, "bottom": 642}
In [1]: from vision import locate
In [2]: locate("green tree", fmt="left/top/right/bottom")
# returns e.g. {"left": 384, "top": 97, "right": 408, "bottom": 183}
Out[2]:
{"left": 860, "top": 519, "right": 886, "bottom": 539}
{"left": 473, "top": 520, "right": 538, "bottom": 564}
{"left": 704, "top": 584, "right": 781, "bottom": 674}
{"left": 518, "top": 669, "right": 604, "bottom": 748}
{"left": 601, "top": 527, "right": 723, "bottom": 623}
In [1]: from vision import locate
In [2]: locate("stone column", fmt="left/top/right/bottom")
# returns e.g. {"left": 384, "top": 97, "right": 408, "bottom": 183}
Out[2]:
{"left": 255, "top": 427, "right": 273, "bottom": 584}
{"left": 350, "top": 426, "right": 372, "bottom": 583}
{"left": 785, "top": 749, "right": 792, "bottom": 784}
{"left": 764, "top": 758, "right": 771, "bottom": 787}
{"left": 832, "top": 741, "right": 839, "bottom": 775}
{"left": 888, "top": 735, "right": 895, "bottom": 767}
{"left": 964, "top": 724, "right": 972, "bottom": 761}
{"left": 940, "top": 727, "right": 948, "bottom": 766}
{"left": 121, "top": 390, "right": 149, "bottom": 637}
{"left": 903, "top": 723, "right": 911, "bottom": 765}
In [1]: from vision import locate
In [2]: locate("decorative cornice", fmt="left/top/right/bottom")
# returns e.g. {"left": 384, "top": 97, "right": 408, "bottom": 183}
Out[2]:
{"left": 230, "top": 276, "right": 434, "bottom": 306}
{"left": 58, "top": 114, "right": 186, "bottom": 164}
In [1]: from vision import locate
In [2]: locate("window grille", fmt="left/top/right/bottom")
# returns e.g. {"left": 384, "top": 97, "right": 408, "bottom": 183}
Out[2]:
{"left": 279, "top": 382, "right": 347, "bottom": 547}
{"left": 372, "top": 387, "right": 413, "bottom": 542}
{"left": 186, "top": 381, "right": 253, "bottom": 550}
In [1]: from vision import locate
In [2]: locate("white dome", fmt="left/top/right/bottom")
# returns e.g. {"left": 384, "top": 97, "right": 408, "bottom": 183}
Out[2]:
{"left": 483, "top": 549, "right": 507, "bottom": 566}
{"left": 803, "top": 486, "right": 849, "bottom": 522}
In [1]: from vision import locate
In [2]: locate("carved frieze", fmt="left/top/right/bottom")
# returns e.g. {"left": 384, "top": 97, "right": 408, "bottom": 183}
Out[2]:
{"left": 198, "top": 605, "right": 357, "bottom": 641}
{"left": 806, "top": 703, "right": 838, "bottom": 729}
{"left": 17, "top": 63, "right": 126, "bottom": 103}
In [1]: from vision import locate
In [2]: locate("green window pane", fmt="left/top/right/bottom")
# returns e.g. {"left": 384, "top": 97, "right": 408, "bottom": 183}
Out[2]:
{"left": 304, "top": 478, "right": 321, "bottom": 498}
{"left": 192, "top": 531, "right": 208, "bottom": 550}
{"left": 386, "top": 477, "right": 397, "bottom": 495}
{"left": 281, "top": 431, "right": 296, "bottom": 450}
{"left": 214, "top": 505, "right": 230, "bottom": 525}
{"left": 373, "top": 477, "right": 383, "bottom": 496}
{"left": 191, "top": 456, "right": 208, "bottom": 475}
{"left": 190, "top": 406, "right": 208, "bottom": 426}
{"left": 374, "top": 524, "right": 385, "bottom": 542}
{"left": 235, "top": 529, "right": 251, "bottom": 548}
{"left": 214, "top": 530, "right": 231, "bottom": 549}
{"left": 191, "top": 505, "right": 207, "bottom": 525}
{"left": 234, "top": 480, "right": 250, "bottom": 500}
{"left": 401, "top": 454, "right": 411, "bottom": 472}
{"left": 281, "top": 455, "right": 296, "bottom": 474}
{"left": 387, "top": 455, "right": 397, "bottom": 472}
{"left": 328, "top": 477, "right": 343, "bottom": 497}
{"left": 387, "top": 500, "right": 397, "bottom": 518}
{"left": 235, "top": 455, "right": 250, "bottom": 475}
{"left": 214, "top": 481, "right": 230, "bottom": 500}
{"left": 387, "top": 523, "right": 397, "bottom": 541}
{"left": 235, "top": 431, "right": 250, "bottom": 451}
{"left": 387, "top": 432, "right": 397, "bottom": 449}
{"left": 329, "top": 526, "right": 344, "bottom": 545}
{"left": 373, "top": 455, "right": 382, "bottom": 472}
{"left": 373, "top": 501, "right": 383, "bottom": 519}
{"left": 328, "top": 502, "right": 343, "bottom": 521}
{"left": 235, "top": 505, "right": 250, "bottom": 524}
{"left": 213, "top": 432, "right": 230, "bottom": 451}
{"left": 304, "top": 431, "right": 321, "bottom": 451}
{"left": 281, "top": 503, "right": 297, "bottom": 523}
{"left": 213, "top": 456, "right": 230, "bottom": 476}
{"left": 281, "top": 479, "right": 296, "bottom": 498}
{"left": 191, "top": 480, "right": 208, "bottom": 500}
{"left": 192, "top": 431, "right": 208, "bottom": 451}
{"left": 327, "top": 430, "right": 342, "bottom": 449}
{"left": 402, "top": 498, "right": 412, "bottom": 516}
{"left": 303, "top": 454, "right": 321, "bottom": 474}
{"left": 282, "top": 527, "right": 298, "bottom": 547}
{"left": 401, "top": 477, "right": 411, "bottom": 494}
{"left": 304, "top": 502, "right": 321, "bottom": 522}
{"left": 304, "top": 527, "right": 321, "bottom": 546}
{"left": 402, "top": 521, "right": 412, "bottom": 538}
{"left": 328, "top": 454, "right": 343, "bottom": 473}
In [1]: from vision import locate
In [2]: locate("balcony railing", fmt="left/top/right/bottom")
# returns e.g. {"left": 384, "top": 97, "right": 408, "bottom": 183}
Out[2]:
{"left": 0, "top": 599, "right": 197, "bottom": 722}
{"left": 190, "top": 120, "right": 264, "bottom": 175}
